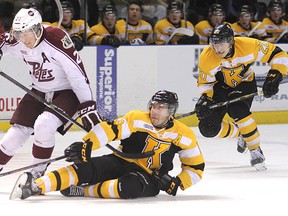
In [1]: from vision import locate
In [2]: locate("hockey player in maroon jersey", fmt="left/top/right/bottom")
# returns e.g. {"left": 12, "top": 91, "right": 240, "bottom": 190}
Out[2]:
{"left": 0, "top": 8, "right": 101, "bottom": 178}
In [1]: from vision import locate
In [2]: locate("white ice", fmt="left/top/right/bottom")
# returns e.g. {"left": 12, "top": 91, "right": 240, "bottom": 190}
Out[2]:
{"left": 1, "top": 124, "right": 287, "bottom": 216}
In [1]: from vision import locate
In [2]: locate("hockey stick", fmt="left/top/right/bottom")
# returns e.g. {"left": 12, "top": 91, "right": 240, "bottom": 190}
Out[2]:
{"left": 0, "top": 71, "right": 154, "bottom": 160}
{"left": 0, "top": 155, "right": 66, "bottom": 177}
{"left": 274, "top": 28, "right": 288, "bottom": 43}
{"left": 55, "top": 0, "right": 63, "bottom": 28}
{"left": 174, "top": 91, "right": 262, "bottom": 120}
{"left": 247, "top": 21, "right": 261, "bottom": 37}
{"left": 165, "top": 28, "right": 194, "bottom": 44}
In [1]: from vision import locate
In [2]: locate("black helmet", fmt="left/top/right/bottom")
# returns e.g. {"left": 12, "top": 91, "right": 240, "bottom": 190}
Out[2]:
{"left": 148, "top": 90, "right": 179, "bottom": 116}
{"left": 101, "top": 4, "right": 118, "bottom": 19}
{"left": 268, "top": 0, "right": 284, "bottom": 13}
{"left": 208, "top": 4, "right": 225, "bottom": 17}
{"left": 61, "top": 1, "right": 74, "bottom": 16}
{"left": 167, "top": 1, "right": 183, "bottom": 12}
{"left": 238, "top": 4, "right": 255, "bottom": 17}
{"left": 210, "top": 23, "right": 234, "bottom": 45}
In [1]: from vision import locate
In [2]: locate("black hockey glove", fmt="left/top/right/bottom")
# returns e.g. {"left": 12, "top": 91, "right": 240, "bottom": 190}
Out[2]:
{"left": 77, "top": 100, "right": 102, "bottom": 131}
{"left": 262, "top": 69, "right": 283, "bottom": 98}
{"left": 178, "top": 34, "right": 199, "bottom": 44}
{"left": 64, "top": 141, "right": 92, "bottom": 164}
{"left": 101, "top": 35, "right": 121, "bottom": 48}
{"left": 153, "top": 172, "right": 181, "bottom": 196}
{"left": 70, "top": 34, "right": 84, "bottom": 51}
{"left": 195, "top": 93, "right": 214, "bottom": 120}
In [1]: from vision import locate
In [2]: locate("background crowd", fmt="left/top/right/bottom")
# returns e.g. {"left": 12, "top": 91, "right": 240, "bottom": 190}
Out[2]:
{"left": 1, "top": 0, "right": 288, "bottom": 50}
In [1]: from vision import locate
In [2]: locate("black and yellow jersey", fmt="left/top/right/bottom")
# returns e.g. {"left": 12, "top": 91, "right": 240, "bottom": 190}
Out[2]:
{"left": 50, "top": 19, "right": 97, "bottom": 45}
{"left": 198, "top": 37, "right": 288, "bottom": 97}
{"left": 258, "top": 17, "right": 288, "bottom": 43}
{"left": 154, "top": 18, "right": 195, "bottom": 44}
{"left": 195, "top": 20, "right": 229, "bottom": 44}
{"left": 117, "top": 19, "right": 154, "bottom": 44}
{"left": 90, "top": 21, "right": 125, "bottom": 45}
{"left": 231, "top": 21, "right": 266, "bottom": 38}
{"left": 83, "top": 110, "right": 205, "bottom": 190}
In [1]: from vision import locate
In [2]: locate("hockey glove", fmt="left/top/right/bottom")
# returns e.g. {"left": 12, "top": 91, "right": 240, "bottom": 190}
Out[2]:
{"left": 101, "top": 35, "right": 121, "bottom": 48}
{"left": 262, "top": 69, "right": 283, "bottom": 98}
{"left": 195, "top": 93, "right": 214, "bottom": 120}
{"left": 178, "top": 34, "right": 199, "bottom": 44}
{"left": 77, "top": 100, "right": 102, "bottom": 131}
{"left": 64, "top": 141, "right": 92, "bottom": 164}
{"left": 70, "top": 34, "right": 84, "bottom": 51}
{"left": 153, "top": 172, "right": 181, "bottom": 196}
{"left": 130, "top": 38, "right": 145, "bottom": 45}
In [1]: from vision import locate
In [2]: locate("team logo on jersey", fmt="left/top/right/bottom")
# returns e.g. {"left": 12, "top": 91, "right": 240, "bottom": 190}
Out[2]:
{"left": 61, "top": 35, "right": 73, "bottom": 49}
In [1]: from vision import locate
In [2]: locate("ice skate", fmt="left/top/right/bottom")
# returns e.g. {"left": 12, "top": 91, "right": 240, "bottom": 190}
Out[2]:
{"left": 9, "top": 172, "right": 41, "bottom": 200}
{"left": 250, "top": 147, "right": 267, "bottom": 171}
{"left": 237, "top": 135, "right": 247, "bottom": 153}
{"left": 60, "top": 185, "right": 85, "bottom": 197}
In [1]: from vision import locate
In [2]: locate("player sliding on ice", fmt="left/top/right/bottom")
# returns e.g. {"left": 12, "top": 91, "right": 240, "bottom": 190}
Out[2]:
{"left": 10, "top": 90, "right": 205, "bottom": 200}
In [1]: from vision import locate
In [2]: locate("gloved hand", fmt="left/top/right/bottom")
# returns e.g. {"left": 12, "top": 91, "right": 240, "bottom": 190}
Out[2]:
{"left": 130, "top": 38, "right": 145, "bottom": 45}
{"left": 178, "top": 34, "right": 199, "bottom": 44}
{"left": 64, "top": 141, "right": 92, "bottom": 164}
{"left": 153, "top": 172, "right": 181, "bottom": 196}
{"left": 195, "top": 93, "right": 214, "bottom": 119}
{"left": 262, "top": 69, "right": 283, "bottom": 98}
{"left": 101, "top": 35, "right": 121, "bottom": 47}
{"left": 70, "top": 34, "right": 84, "bottom": 51}
{"left": 77, "top": 100, "right": 102, "bottom": 131}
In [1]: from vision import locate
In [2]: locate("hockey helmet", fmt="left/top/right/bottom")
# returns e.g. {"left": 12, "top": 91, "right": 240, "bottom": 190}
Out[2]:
{"left": 148, "top": 90, "right": 179, "bottom": 116}
{"left": 167, "top": 1, "right": 183, "bottom": 12}
{"left": 12, "top": 8, "right": 42, "bottom": 32}
{"left": 208, "top": 4, "right": 225, "bottom": 17}
{"left": 238, "top": 4, "right": 255, "bottom": 17}
{"left": 210, "top": 23, "right": 234, "bottom": 45}
{"left": 61, "top": 1, "right": 75, "bottom": 15}
{"left": 101, "top": 4, "right": 118, "bottom": 19}
{"left": 12, "top": 8, "right": 43, "bottom": 45}
{"left": 268, "top": 0, "right": 284, "bottom": 13}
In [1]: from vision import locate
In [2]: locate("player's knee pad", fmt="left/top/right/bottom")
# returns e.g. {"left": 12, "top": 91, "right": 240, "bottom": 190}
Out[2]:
{"left": 118, "top": 171, "right": 149, "bottom": 199}
{"left": 33, "top": 112, "right": 63, "bottom": 148}
{"left": 228, "top": 102, "right": 251, "bottom": 120}
{"left": 0, "top": 124, "right": 33, "bottom": 155}
{"left": 199, "top": 118, "right": 221, "bottom": 137}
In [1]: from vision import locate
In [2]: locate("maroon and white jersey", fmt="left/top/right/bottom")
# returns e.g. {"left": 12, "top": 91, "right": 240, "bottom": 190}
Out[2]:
{"left": 0, "top": 25, "right": 93, "bottom": 103}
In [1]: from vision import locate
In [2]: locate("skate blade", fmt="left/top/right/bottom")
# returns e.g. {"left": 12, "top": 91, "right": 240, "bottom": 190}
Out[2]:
{"left": 9, "top": 173, "right": 28, "bottom": 200}
{"left": 253, "top": 162, "right": 267, "bottom": 171}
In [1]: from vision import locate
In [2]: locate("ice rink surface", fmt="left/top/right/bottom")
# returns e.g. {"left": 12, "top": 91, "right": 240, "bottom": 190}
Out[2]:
{"left": 0, "top": 124, "right": 287, "bottom": 216}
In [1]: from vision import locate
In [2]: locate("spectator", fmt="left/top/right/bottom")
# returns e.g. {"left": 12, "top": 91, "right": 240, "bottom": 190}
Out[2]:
{"left": 117, "top": 0, "right": 154, "bottom": 45}
{"left": 90, "top": 4, "right": 122, "bottom": 47}
{"left": 49, "top": 1, "right": 98, "bottom": 50}
{"left": 257, "top": 0, "right": 288, "bottom": 43}
{"left": 154, "top": 1, "right": 199, "bottom": 44}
